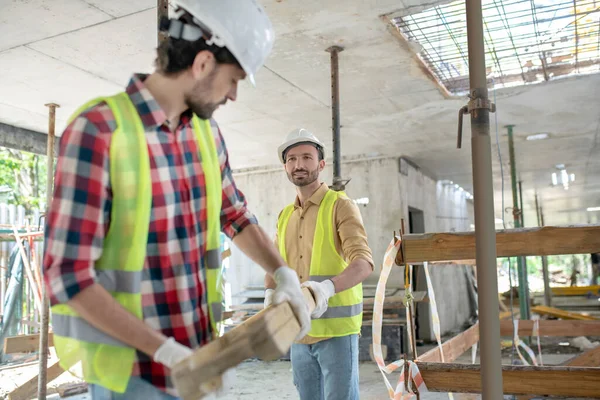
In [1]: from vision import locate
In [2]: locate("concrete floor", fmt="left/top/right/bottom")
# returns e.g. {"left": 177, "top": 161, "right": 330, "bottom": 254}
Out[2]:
{"left": 0, "top": 359, "right": 460, "bottom": 400}
{"left": 0, "top": 346, "right": 580, "bottom": 400}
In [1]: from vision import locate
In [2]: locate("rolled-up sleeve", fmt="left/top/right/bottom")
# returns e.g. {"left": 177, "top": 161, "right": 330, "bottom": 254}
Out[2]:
{"left": 211, "top": 120, "right": 258, "bottom": 239}
{"left": 335, "top": 199, "right": 374, "bottom": 269}
{"left": 43, "top": 108, "right": 112, "bottom": 305}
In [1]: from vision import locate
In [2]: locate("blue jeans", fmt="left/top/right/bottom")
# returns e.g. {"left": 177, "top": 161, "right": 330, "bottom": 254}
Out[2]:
{"left": 291, "top": 334, "right": 359, "bottom": 400}
{"left": 90, "top": 377, "right": 179, "bottom": 400}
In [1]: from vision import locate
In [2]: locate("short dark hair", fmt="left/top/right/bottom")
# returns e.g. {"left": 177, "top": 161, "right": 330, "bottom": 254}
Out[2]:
{"left": 283, "top": 142, "right": 324, "bottom": 163}
{"left": 155, "top": 12, "right": 241, "bottom": 75}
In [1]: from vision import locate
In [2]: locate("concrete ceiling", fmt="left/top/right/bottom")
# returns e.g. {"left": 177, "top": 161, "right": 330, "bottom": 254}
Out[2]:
{"left": 1, "top": 0, "right": 599, "bottom": 227}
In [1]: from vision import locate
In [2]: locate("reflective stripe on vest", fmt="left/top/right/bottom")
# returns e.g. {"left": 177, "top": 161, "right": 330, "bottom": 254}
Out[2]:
{"left": 50, "top": 92, "right": 223, "bottom": 393}
{"left": 277, "top": 189, "right": 363, "bottom": 338}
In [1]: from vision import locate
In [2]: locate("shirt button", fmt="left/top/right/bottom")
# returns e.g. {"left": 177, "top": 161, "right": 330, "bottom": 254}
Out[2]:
{"left": 299, "top": 235, "right": 302, "bottom": 239}
{"left": 300, "top": 255, "right": 303, "bottom": 259}
{"left": 300, "top": 216, "right": 304, "bottom": 220}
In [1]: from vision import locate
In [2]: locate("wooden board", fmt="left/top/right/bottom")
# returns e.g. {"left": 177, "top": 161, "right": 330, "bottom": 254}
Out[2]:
{"left": 417, "top": 362, "right": 600, "bottom": 396}
{"left": 564, "top": 346, "right": 600, "bottom": 367}
{"left": 7, "top": 360, "right": 64, "bottom": 400}
{"left": 517, "top": 346, "right": 600, "bottom": 400}
{"left": 395, "top": 224, "right": 600, "bottom": 264}
{"left": 551, "top": 285, "right": 600, "bottom": 296}
{"left": 57, "top": 382, "right": 88, "bottom": 397}
{"left": 531, "top": 305, "right": 598, "bottom": 320}
{"left": 230, "top": 292, "right": 427, "bottom": 312}
{"left": 4, "top": 333, "right": 54, "bottom": 354}
{"left": 417, "top": 323, "right": 479, "bottom": 363}
{"left": 418, "top": 311, "right": 516, "bottom": 363}
{"left": 499, "top": 320, "right": 600, "bottom": 337}
{"left": 172, "top": 288, "right": 316, "bottom": 400}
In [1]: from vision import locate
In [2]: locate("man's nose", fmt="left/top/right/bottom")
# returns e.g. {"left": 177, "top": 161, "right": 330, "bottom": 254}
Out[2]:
{"left": 227, "top": 82, "right": 238, "bottom": 102}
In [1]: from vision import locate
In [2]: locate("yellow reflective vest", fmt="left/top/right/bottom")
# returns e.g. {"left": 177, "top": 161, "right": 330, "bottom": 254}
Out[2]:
{"left": 277, "top": 189, "right": 363, "bottom": 337}
{"left": 50, "top": 92, "right": 223, "bottom": 393}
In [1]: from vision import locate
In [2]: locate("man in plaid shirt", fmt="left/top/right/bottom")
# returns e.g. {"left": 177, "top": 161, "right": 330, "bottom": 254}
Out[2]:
{"left": 43, "top": 1, "right": 310, "bottom": 398}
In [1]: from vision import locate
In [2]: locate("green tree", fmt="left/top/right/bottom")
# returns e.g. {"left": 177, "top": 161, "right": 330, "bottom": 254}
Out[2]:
{"left": 0, "top": 147, "right": 48, "bottom": 214}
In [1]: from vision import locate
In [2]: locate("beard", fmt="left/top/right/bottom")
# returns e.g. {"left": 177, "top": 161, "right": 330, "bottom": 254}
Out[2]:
{"left": 287, "top": 167, "right": 319, "bottom": 187}
{"left": 184, "top": 73, "right": 226, "bottom": 120}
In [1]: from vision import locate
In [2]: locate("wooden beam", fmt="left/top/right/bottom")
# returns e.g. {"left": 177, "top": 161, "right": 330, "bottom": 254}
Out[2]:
{"left": 499, "top": 320, "right": 600, "bottom": 337}
{"left": 417, "top": 362, "right": 600, "bottom": 396}
{"left": 4, "top": 333, "right": 54, "bottom": 354}
{"left": 172, "top": 288, "right": 316, "bottom": 400}
{"left": 395, "top": 225, "right": 600, "bottom": 264}
{"left": 564, "top": 346, "right": 600, "bottom": 367}
{"left": 531, "top": 305, "right": 598, "bottom": 320}
{"left": 230, "top": 292, "right": 428, "bottom": 312}
{"left": 517, "top": 345, "right": 600, "bottom": 400}
{"left": 57, "top": 382, "right": 88, "bottom": 397}
{"left": 7, "top": 360, "right": 64, "bottom": 400}
{"left": 551, "top": 285, "right": 600, "bottom": 296}
{"left": 418, "top": 323, "right": 479, "bottom": 363}
{"left": 418, "top": 311, "right": 516, "bottom": 363}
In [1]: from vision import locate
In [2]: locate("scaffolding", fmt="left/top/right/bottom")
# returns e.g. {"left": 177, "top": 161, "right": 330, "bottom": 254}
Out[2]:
{"left": 392, "top": 0, "right": 600, "bottom": 95}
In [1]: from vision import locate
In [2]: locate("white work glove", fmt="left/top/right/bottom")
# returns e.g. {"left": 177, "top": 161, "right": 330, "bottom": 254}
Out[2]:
{"left": 202, "top": 367, "right": 236, "bottom": 399}
{"left": 301, "top": 280, "right": 336, "bottom": 319}
{"left": 153, "top": 337, "right": 193, "bottom": 369}
{"left": 264, "top": 288, "right": 275, "bottom": 308}
{"left": 272, "top": 266, "right": 311, "bottom": 340}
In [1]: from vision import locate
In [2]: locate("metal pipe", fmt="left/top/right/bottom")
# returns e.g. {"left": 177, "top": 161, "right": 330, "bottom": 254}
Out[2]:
{"left": 518, "top": 180, "right": 531, "bottom": 314}
{"left": 465, "top": 0, "right": 503, "bottom": 397}
{"left": 326, "top": 45, "right": 344, "bottom": 191}
{"left": 536, "top": 195, "right": 552, "bottom": 307}
{"left": 507, "top": 125, "right": 530, "bottom": 321}
{"left": 518, "top": 180, "right": 525, "bottom": 227}
{"left": 38, "top": 103, "right": 59, "bottom": 400}
{"left": 158, "top": 0, "right": 169, "bottom": 46}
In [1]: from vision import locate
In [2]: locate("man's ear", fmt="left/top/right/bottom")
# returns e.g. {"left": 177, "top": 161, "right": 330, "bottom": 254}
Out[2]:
{"left": 191, "top": 50, "right": 216, "bottom": 80}
{"left": 318, "top": 159, "right": 326, "bottom": 172}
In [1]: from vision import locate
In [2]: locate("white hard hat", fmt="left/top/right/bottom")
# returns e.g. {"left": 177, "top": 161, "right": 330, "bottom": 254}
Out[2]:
{"left": 170, "top": 0, "right": 275, "bottom": 86}
{"left": 278, "top": 128, "right": 326, "bottom": 164}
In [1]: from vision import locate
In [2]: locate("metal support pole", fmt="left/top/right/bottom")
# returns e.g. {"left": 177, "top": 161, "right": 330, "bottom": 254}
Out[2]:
{"left": 507, "top": 125, "right": 530, "bottom": 321}
{"left": 38, "top": 103, "right": 59, "bottom": 400}
{"left": 326, "top": 45, "right": 344, "bottom": 192}
{"left": 518, "top": 180, "right": 525, "bottom": 227}
{"left": 465, "top": 1, "right": 503, "bottom": 397}
{"left": 158, "top": 0, "right": 169, "bottom": 46}
{"left": 536, "top": 195, "right": 552, "bottom": 307}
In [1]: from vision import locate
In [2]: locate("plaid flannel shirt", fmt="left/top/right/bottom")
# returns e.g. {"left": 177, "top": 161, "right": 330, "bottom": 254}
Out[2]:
{"left": 43, "top": 74, "right": 257, "bottom": 395}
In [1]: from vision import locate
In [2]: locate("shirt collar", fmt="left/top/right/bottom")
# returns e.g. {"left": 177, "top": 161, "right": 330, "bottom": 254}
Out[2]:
{"left": 125, "top": 73, "right": 194, "bottom": 130}
{"left": 294, "top": 182, "right": 329, "bottom": 209}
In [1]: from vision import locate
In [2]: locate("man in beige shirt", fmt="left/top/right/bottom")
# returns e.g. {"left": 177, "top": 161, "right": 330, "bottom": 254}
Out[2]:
{"left": 264, "top": 128, "right": 374, "bottom": 400}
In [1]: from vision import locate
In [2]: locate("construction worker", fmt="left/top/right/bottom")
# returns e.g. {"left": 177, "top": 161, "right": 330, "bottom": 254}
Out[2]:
{"left": 264, "top": 129, "right": 374, "bottom": 400}
{"left": 42, "top": 1, "right": 310, "bottom": 399}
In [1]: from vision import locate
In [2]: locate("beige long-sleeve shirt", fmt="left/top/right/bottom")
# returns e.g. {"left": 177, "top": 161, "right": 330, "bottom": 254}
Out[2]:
{"left": 272, "top": 183, "right": 374, "bottom": 344}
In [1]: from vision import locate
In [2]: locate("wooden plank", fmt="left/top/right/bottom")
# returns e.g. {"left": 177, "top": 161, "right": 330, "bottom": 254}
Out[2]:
{"left": 500, "top": 320, "right": 600, "bottom": 337}
{"left": 517, "top": 346, "right": 600, "bottom": 400}
{"left": 4, "top": 333, "right": 54, "bottom": 354}
{"left": 417, "top": 323, "right": 479, "bottom": 363}
{"left": 417, "top": 362, "right": 600, "bottom": 396}
{"left": 230, "top": 292, "right": 428, "bottom": 312}
{"left": 551, "top": 285, "right": 600, "bottom": 296}
{"left": 564, "top": 346, "right": 600, "bottom": 367}
{"left": 537, "top": 295, "right": 600, "bottom": 308}
{"left": 395, "top": 224, "right": 600, "bottom": 264}
{"left": 418, "top": 311, "right": 516, "bottom": 363}
{"left": 172, "top": 288, "right": 316, "bottom": 400}
{"left": 531, "top": 305, "right": 598, "bottom": 320}
{"left": 57, "top": 382, "right": 88, "bottom": 398}
{"left": 7, "top": 360, "right": 64, "bottom": 400}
